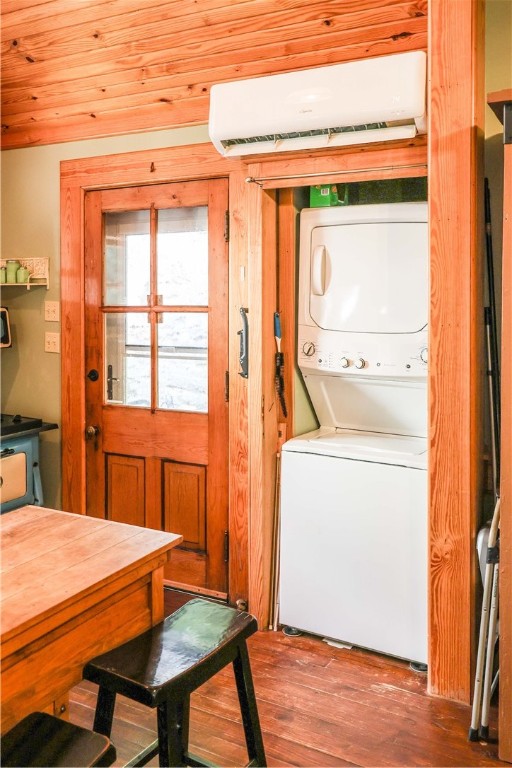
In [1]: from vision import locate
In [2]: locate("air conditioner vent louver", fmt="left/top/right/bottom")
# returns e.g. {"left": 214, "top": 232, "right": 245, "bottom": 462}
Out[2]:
{"left": 209, "top": 51, "right": 427, "bottom": 157}
{"left": 221, "top": 122, "right": 388, "bottom": 149}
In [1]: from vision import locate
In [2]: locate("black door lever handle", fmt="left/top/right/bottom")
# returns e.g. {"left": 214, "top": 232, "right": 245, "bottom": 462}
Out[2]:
{"left": 238, "top": 307, "right": 249, "bottom": 378}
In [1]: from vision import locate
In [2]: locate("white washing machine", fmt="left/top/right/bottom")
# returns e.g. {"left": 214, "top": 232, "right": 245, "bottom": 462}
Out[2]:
{"left": 279, "top": 202, "right": 429, "bottom": 664}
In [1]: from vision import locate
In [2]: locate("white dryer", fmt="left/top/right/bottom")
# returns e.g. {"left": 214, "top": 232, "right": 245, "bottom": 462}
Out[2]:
{"left": 279, "top": 202, "right": 429, "bottom": 664}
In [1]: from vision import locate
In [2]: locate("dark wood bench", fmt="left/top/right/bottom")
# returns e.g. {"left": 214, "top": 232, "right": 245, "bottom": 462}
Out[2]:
{"left": 1, "top": 711, "right": 116, "bottom": 767}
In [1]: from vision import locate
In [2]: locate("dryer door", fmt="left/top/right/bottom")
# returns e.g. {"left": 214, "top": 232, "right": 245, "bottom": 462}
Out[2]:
{"left": 306, "top": 212, "right": 428, "bottom": 334}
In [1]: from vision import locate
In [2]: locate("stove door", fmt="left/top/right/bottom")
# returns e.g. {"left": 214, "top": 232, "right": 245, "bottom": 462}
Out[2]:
{"left": 0, "top": 436, "right": 38, "bottom": 513}
{"left": 0, "top": 452, "right": 27, "bottom": 505}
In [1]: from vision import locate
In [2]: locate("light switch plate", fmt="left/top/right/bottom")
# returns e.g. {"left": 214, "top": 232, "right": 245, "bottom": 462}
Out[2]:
{"left": 44, "top": 301, "right": 60, "bottom": 322}
{"left": 44, "top": 332, "right": 60, "bottom": 353}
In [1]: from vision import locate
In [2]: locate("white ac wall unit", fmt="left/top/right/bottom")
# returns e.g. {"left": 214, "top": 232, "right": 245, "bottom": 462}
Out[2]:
{"left": 209, "top": 51, "right": 427, "bottom": 157}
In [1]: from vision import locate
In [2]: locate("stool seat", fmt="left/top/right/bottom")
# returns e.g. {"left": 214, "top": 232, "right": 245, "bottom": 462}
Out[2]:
{"left": 1, "top": 711, "right": 117, "bottom": 768}
{"left": 83, "top": 598, "right": 266, "bottom": 767}
{"left": 84, "top": 598, "right": 257, "bottom": 706}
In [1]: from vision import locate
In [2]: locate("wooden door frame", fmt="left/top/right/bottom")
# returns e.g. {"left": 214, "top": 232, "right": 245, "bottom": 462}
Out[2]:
{"left": 61, "top": 0, "right": 504, "bottom": 714}
{"left": 60, "top": 146, "right": 250, "bottom": 606}
{"left": 428, "top": 0, "right": 485, "bottom": 704}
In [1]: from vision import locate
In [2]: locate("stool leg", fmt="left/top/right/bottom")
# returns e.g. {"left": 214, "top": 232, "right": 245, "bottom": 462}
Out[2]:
{"left": 232, "top": 643, "right": 267, "bottom": 767}
{"left": 93, "top": 687, "right": 117, "bottom": 738}
{"left": 180, "top": 693, "right": 191, "bottom": 758}
{"left": 157, "top": 698, "right": 188, "bottom": 768}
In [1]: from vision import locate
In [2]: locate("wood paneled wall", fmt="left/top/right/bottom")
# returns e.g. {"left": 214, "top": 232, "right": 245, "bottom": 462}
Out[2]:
{"left": 2, "top": 0, "right": 427, "bottom": 149}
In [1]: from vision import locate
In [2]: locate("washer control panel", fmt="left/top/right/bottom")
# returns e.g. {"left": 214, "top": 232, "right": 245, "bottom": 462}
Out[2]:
{"left": 298, "top": 326, "right": 428, "bottom": 378}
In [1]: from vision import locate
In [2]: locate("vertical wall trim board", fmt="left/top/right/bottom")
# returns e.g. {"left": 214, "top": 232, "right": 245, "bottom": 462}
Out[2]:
{"left": 428, "top": 0, "right": 485, "bottom": 702}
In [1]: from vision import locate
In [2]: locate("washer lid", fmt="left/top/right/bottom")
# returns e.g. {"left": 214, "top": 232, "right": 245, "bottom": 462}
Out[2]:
{"left": 283, "top": 427, "right": 428, "bottom": 468}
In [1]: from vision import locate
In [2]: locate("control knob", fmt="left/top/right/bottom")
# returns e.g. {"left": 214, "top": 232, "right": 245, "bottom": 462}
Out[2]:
{"left": 354, "top": 358, "right": 366, "bottom": 370}
{"left": 302, "top": 341, "right": 316, "bottom": 357}
{"left": 420, "top": 347, "right": 428, "bottom": 364}
{"left": 340, "top": 357, "right": 350, "bottom": 368}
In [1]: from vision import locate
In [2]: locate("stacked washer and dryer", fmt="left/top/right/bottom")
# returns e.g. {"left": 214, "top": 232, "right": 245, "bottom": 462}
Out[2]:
{"left": 279, "top": 201, "right": 429, "bottom": 665}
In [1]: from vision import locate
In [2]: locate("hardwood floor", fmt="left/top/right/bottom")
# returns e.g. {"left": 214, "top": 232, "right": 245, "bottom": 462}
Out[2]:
{"left": 68, "top": 590, "right": 502, "bottom": 767}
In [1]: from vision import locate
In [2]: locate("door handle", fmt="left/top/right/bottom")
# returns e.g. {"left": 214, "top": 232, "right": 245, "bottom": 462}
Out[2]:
{"left": 238, "top": 307, "right": 249, "bottom": 378}
{"left": 107, "top": 364, "right": 119, "bottom": 400}
{"left": 311, "top": 245, "right": 326, "bottom": 296}
{"left": 85, "top": 425, "right": 100, "bottom": 440}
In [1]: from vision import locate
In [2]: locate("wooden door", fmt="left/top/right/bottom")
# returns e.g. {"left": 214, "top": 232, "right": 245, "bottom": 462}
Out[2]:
{"left": 84, "top": 179, "right": 229, "bottom": 596}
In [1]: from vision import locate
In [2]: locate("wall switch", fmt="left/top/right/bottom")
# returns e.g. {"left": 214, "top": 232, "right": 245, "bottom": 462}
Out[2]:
{"left": 44, "top": 332, "right": 60, "bottom": 353}
{"left": 44, "top": 300, "right": 60, "bottom": 322}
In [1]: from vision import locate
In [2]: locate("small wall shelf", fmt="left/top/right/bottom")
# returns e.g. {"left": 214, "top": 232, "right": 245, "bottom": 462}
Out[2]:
{"left": 0, "top": 258, "right": 50, "bottom": 290}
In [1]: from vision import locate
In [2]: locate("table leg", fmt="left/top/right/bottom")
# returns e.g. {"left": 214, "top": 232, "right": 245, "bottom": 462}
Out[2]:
{"left": 151, "top": 565, "right": 165, "bottom": 624}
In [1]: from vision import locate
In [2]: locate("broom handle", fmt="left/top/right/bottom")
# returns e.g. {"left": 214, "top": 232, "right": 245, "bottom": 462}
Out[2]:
{"left": 485, "top": 309, "right": 499, "bottom": 499}
{"left": 485, "top": 180, "right": 501, "bottom": 443}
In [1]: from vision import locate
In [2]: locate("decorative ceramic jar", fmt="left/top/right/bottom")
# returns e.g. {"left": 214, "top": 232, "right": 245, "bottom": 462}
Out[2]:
{"left": 6, "top": 260, "right": 21, "bottom": 283}
{"left": 16, "top": 266, "right": 30, "bottom": 283}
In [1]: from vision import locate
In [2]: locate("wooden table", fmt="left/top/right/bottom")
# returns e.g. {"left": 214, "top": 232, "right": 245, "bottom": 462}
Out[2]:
{"left": 0, "top": 505, "right": 182, "bottom": 733}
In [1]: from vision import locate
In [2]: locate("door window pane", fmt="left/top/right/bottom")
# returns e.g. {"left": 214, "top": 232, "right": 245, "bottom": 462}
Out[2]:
{"left": 105, "top": 313, "right": 151, "bottom": 407}
{"left": 157, "top": 313, "right": 208, "bottom": 412}
{"left": 157, "top": 208, "right": 208, "bottom": 305}
{"left": 104, "top": 211, "right": 150, "bottom": 306}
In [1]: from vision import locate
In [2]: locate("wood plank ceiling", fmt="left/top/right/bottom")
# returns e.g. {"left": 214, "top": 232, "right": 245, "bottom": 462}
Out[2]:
{"left": 1, "top": 0, "right": 427, "bottom": 150}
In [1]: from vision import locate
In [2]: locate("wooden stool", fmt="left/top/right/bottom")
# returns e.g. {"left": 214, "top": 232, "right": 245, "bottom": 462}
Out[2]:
{"left": 1, "top": 711, "right": 117, "bottom": 767}
{"left": 83, "top": 598, "right": 266, "bottom": 767}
